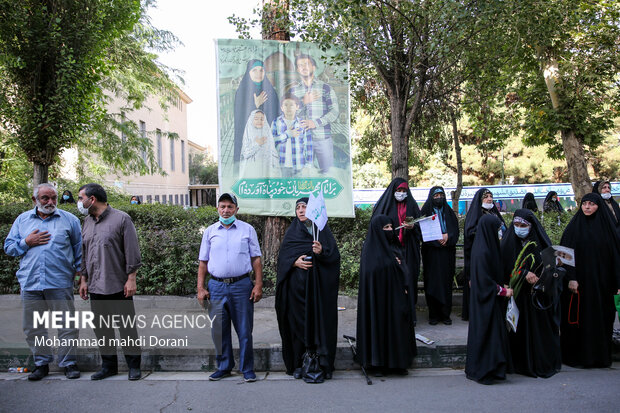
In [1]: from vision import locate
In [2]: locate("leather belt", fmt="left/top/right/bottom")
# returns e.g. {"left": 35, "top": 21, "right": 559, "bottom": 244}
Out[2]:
{"left": 210, "top": 273, "right": 249, "bottom": 284}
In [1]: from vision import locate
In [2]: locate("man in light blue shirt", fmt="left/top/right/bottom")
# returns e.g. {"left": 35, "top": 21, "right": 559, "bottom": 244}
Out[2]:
{"left": 197, "top": 193, "right": 263, "bottom": 382}
{"left": 4, "top": 183, "right": 82, "bottom": 381}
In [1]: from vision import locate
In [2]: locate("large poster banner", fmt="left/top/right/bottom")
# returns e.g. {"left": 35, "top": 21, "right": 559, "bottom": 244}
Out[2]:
{"left": 216, "top": 39, "right": 354, "bottom": 217}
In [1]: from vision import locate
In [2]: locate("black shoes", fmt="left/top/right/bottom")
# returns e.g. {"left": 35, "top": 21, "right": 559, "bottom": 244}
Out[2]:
{"left": 293, "top": 368, "right": 302, "bottom": 379}
{"left": 429, "top": 319, "right": 439, "bottom": 325}
{"left": 443, "top": 318, "right": 453, "bottom": 325}
{"left": 27, "top": 365, "right": 49, "bottom": 381}
{"left": 64, "top": 364, "right": 81, "bottom": 379}
{"left": 91, "top": 367, "right": 118, "bottom": 380}
{"left": 128, "top": 367, "right": 141, "bottom": 381}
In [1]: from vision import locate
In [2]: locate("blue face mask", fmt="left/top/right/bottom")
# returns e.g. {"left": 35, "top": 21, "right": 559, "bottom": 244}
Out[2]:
{"left": 514, "top": 226, "right": 530, "bottom": 239}
{"left": 219, "top": 215, "right": 236, "bottom": 225}
{"left": 63, "top": 195, "right": 70, "bottom": 200}
{"left": 130, "top": 200, "right": 138, "bottom": 205}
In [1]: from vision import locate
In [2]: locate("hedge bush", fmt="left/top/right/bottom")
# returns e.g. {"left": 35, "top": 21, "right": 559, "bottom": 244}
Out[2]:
{"left": 0, "top": 202, "right": 573, "bottom": 295}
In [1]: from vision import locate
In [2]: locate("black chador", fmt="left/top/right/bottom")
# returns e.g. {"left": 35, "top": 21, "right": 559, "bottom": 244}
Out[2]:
{"left": 593, "top": 180, "right": 620, "bottom": 238}
{"left": 275, "top": 198, "right": 340, "bottom": 377}
{"left": 559, "top": 193, "right": 620, "bottom": 368}
{"left": 462, "top": 188, "right": 506, "bottom": 321}
{"left": 372, "top": 178, "right": 421, "bottom": 324}
{"left": 501, "top": 209, "right": 561, "bottom": 378}
{"left": 356, "top": 214, "right": 416, "bottom": 373}
{"left": 465, "top": 215, "right": 512, "bottom": 384}
{"left": 521, "top": 192, "right": 538, "bottom": 212}
{"left": 420, "top": 186, "right": 460, "bottom": 325}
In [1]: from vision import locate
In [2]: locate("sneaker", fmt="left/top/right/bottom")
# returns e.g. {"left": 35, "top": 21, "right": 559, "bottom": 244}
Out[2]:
{"left": 64, "top": 364, "right": 80, "bottom": 379}
{"left": 208, "top": 370, "right": 231, "bottom": 381}
{"left": 28, "top": 365, "right": 49, "bottom": 381}
{"left": 243, "top": 371, "right": 257, "bottom": 382}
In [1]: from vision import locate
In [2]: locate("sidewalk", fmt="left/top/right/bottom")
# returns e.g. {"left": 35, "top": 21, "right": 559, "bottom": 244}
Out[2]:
{"left": 1, "top": 294, "right": 617, "bottom": 372}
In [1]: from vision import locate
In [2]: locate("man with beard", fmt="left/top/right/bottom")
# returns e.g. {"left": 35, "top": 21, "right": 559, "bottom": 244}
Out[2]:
{"left": 4, "top": 183, "right": 82, "bottom": 381}
{"left": 290, "top": 54, "right": 339, "bottom": 174}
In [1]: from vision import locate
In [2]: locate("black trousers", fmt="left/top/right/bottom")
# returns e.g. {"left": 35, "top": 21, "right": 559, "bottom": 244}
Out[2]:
{"left": 90, "top": 292, "right": 141, "bottom": 369}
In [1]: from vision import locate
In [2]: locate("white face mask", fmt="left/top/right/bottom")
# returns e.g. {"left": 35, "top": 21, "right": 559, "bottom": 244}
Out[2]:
{"left": 77, "top": 201, "right": 91, "bottom": 216}
{"left": 601, "top": 192, "right": 611, "bottom": 200}
{"left": 482, "top": 202, "right": 494, "bottom": 210}
{"left": 394, "top": 192, "right": 407, "bottom": 202}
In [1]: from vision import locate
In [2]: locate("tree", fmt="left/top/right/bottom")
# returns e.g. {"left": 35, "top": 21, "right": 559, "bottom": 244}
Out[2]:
{"left": 0, "top": 0, "right": 181, "bottom": 186}
{"left": 496, "top": 0, "right": 620, "bottom": 201}
{"left": 231, "top": 0, "right": 494, "bottom": 182}
{"left": 189, "top": 153, "right": 218, "bottom": 185}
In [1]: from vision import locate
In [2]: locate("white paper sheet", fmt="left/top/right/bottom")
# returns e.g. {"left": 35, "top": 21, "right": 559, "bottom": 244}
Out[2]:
{"left": 419, "top": 215, "right": 443, "bottom": 242}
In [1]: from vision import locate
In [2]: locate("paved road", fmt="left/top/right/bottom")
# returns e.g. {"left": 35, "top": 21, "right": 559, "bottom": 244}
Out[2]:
{"left": 1, "top": 364, "right": 618, "bottom": 413}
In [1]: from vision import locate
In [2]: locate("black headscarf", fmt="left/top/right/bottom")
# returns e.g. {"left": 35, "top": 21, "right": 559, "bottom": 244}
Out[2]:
{"left": 464, "top": 188, "right": 506, "bottom": 242}
{"left": 60, "top": 190, "right": 75, "bottom": 204}
{"left": 356, "top": 214, "right": 416, "bottom": 369}
{"left": 233, "top": 59, "right": 280, "bottom": 165}
{"left": 559, "top": 192, "right": 620, "bottom": 367}
{"left": 373, "top": 178, "right": 421, "bottom": 232}
{"left": 543, "top": 191, "right": 564, "bottom": 212}
{"left": 501, "top": 209, "right": 551, "bottom": 281}
{"left": 420, "top": 185, "right": 459, "bottom": 248}
{"left": 275, "top": 200, "right": 340, "bottom": 374}
{"left": 592, "top": 180, "right": 620, "bottom": 233}
{"left": 521, "top": 193, "right": 538, "bottom": 212}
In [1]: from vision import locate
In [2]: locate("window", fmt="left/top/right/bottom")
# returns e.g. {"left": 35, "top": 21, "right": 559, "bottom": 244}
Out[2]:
{"left": 185, "top": 194, "right": 189, "bottom": 205}
{"left": 162, "top": 195, "right": 167, "bottom": 205}
{"left": 175, "top": 194, "right": 179, "bottom": 205}
{"left": 156, "top": 129, "right": 162, "bottom": 168}
{"left": 169, "top": 195, "right": 173, "bottom": 204}
{"left": 139, "top": 121, "right": 147, "bottom": 161}
{"left": 170, "top": 137, "right": 175, "bottom": 171}
{"left": 155, "top": 195, "right": 160, "bottom": 203}
{"left": 146, "top": 195, "right": 152, "bottom": 204}
{"left": 121, "top": 113, "right": 127, "bottom": 143}
{"left": 181, "top": 140, "right": 186, "bottom": 173}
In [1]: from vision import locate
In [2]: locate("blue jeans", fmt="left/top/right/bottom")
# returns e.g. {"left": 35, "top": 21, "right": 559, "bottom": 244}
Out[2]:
{"left": 207, "top": 277, "right": 254, "bottom": 373}
{"left": 21, "top": 287, "right": 78, "bottom": 367}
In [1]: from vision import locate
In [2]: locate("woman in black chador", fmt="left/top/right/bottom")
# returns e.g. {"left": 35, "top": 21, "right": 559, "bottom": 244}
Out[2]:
{"left": 501, "top": 209, "right": 561, "bottom": 378}
{"left": 521, "top": 192, "right": 538, "bottom": 212}
{"left": 372, "top": 178, "right": 421, "bottom": 325}
{"left": 462, "top": 188, "right": 506, "bottom": 320}
{"left": 543, "top": 191, "right": 564, "bottom": 213}
{"left": 420, "top": 186, "right": 460, "bottom": 325}
{"left": 465, "top": 214, "right": 513, "bottom": 384}
{"left": 559, "top": 193, "right": 620, "bottom": 368}
{"left": 356, "top": 214, "right": 416, "bottom": 375}
{"left": 592, "top": 180, "right": 620, "bottom": 237}
{"left": 233, "top": 59, "right": 280, "bottom": 168}
{"left": 275, "top": 197, "right": 340, "bottom": 380}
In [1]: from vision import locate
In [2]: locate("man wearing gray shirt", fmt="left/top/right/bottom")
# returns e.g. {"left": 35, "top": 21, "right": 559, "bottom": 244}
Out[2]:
{"left": 77, "top": 183, "right": 142, "bottom": 381}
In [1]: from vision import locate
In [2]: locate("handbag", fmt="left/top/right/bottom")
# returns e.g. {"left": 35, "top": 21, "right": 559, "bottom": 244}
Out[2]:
{"left": 531, "top": 265, "right": 565, "bottom": 311}
{"left": 301, "top": 351, "right": 324, "bottom": 384}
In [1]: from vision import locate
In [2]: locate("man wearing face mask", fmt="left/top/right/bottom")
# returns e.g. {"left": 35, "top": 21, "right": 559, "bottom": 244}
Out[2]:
{"left": 500, "top": 209, "right": 561, "bottom": 378}
{"left": 77, "top": 183, "right": 143, "bottom": 381}
{"left": 592, "top": 180, "right": 620, "bottom": 237}
{"left": 197, "top": 193, "right": 263, "bottom": 382}
{"left": 4, "top": 183, "right": 83, "bottom": 380}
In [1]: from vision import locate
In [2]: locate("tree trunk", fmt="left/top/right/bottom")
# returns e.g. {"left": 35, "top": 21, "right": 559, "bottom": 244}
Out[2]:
{"left": 561, "top": 129, "right": 591, "bottom": 203}
{"left": 451, "top": 112, "right": 463, "bottom": 215}
{"left": 390, "top": 97, "right": 409, "bottom": 181}
{"left": 33, "top": 162, "right": 49, "bottom": 186}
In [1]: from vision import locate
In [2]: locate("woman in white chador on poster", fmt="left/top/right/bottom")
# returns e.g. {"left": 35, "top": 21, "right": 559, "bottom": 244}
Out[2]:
{"left": 239, "top": 109, "right": 280, "bottom": 178}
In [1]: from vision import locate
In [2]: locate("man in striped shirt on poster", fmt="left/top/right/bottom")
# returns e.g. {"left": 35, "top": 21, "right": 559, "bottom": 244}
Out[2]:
{"left": 290, "top": 54, "right": 339, "bottom": 174}
{"left": 272, "top": 93, "right": 313, "bottom": 177}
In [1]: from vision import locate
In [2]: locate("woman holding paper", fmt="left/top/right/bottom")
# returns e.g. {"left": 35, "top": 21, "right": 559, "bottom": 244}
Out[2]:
{"left": 372, "top": 178, "right": 421, "bottom": 326}
{"left": 356, "top": 214, "right": 416, "bottom": 375}
{"left": 501, "top": 209, "right": 561, "bottom": 378}
{"left": 465, "top": 215, "right": 513, "bottom": 384}
{"left": 275, "top": 197, "right": 341, "bottom": 381}
{"left": 420, "top": 186, "right": 460, "bottom": 325}
{"left": 462, "top": 188, "right": 506, "bottom": 321}
{"left": 559, "top": 193, "right": 620, "bottom": 368}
